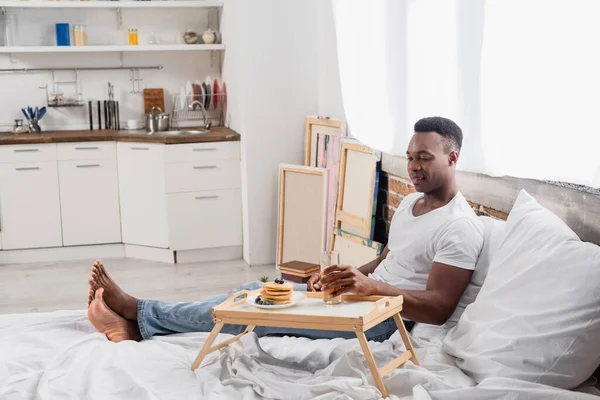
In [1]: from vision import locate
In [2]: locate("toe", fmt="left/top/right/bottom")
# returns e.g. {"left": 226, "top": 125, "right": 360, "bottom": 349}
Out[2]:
{"left": 95, "top": 287, "right": 104, "bottom": 300}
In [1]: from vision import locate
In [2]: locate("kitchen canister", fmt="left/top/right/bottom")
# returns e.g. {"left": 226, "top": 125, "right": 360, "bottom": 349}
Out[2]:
{"left": 56, "top": 23, "right": 70, "bottom": 46}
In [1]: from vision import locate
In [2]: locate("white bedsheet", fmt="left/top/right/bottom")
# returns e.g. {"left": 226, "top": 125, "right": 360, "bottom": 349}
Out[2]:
{"left": 1, "top": 311, "right": 598, "bottom": 400}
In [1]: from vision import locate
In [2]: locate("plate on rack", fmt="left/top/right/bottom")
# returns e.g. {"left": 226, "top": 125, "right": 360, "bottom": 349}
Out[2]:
{"left": 222, "top": 82, "right": 227, "bottom": 119}
{"left": 194, "top": 80, "right": 204, "bottom": 110}
{"left": 246, "top": 292, "right": 306, "bottom": 310}
{"left": 185, "top": 80, "right": 193, "bottom": 107}
{"left": 179, "top": 86, "right": 186, "bottom": 111}
{"left": 203, "top": 81, "right": 211, "bottom": 110}
{"left": 192, "top": 82, "right": 200, "bottom": 109}
{"left": 212, "top": 78, "right": 220, "bottom": 109}
{"left": 205, "top": 76, "right": 213, "bottom": 109}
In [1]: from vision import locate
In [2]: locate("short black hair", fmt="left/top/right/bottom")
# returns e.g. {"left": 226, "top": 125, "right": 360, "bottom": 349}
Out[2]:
{"left": 414, "top": 116, "right": 463, "bottom": 152}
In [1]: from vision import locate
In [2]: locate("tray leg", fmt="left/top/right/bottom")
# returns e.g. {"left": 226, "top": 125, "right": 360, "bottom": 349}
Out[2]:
{"left": 356, "top": 331, "right": 388, "bottom": 398}
{"left": 191, "top": 322, "right": 224, "bottom": 371}
{"left": 191, "top": 324, "right": 256, "bottom": 371}
{"left": 393, "top": 314, "right": 419, "bottom": 366}
{"left": 209, "top": 325, "right": 255, "bottom": 353}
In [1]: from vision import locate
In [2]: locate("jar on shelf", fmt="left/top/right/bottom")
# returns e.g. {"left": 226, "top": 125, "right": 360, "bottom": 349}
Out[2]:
{"left": 128, "top": 28, "right": 139, "bottom": 46}
{"left": 73, "top": 25, "right": 87, "bottom": 46}
{"left": 2, "top": 12, "right": 18, "bottom": 46}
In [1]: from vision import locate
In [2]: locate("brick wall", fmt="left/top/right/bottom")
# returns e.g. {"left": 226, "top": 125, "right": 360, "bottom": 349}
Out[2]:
{"left": 374, "top": 172, "right": 509, "bottom": 244}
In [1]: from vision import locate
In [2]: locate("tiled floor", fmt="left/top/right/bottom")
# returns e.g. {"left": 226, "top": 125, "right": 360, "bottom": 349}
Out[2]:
{"left": 0, "top": 257, "right": 276, "bottom": 315}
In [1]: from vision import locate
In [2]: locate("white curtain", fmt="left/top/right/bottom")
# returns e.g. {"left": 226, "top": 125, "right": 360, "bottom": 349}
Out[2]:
{"left": 332, "top": 0, "right": 600, "bottom": 188}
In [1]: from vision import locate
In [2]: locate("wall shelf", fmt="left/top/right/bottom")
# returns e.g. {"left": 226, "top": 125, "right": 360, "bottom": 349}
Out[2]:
{"left": 0, "top": 44, "right": 224, "bottom": 53}
{"left": 0, "top": 0, "right": 222, "bottom": 8}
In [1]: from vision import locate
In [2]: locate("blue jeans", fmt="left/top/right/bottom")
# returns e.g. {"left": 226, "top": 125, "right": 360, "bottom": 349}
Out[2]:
{"left": 137, "top": 281, "right": 405, "bottom": 342}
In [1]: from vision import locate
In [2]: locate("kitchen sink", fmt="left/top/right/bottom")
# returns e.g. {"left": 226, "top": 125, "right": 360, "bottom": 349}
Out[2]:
{"left": 119, "top": 129, "right": 211, "bottom": 136}
{"left": 158, "top": 130, "right": 211, "bottom": 136}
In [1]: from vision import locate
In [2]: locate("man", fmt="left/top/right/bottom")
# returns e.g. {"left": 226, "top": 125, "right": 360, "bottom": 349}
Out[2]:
{"left": 87, "top": 116, "right": 484, "bottom": 343}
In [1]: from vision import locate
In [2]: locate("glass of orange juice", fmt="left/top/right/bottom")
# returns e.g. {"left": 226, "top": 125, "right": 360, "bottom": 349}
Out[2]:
{"left": 320, "top": 251, "right": 342, "bottom": 304}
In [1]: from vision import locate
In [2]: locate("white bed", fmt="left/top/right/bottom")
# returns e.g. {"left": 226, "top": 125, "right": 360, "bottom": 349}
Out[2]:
{"left": 1, "top": 310, "right": 598, "bottom": 400}
{"left": 3, "top": 190, "right": 600, "bottom": 400}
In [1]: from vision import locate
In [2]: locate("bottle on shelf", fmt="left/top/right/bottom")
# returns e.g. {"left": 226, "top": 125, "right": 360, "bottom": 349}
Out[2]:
{"left": 128, "top": 28, "right": 139, "bottom": 46}
{"left": 73, "top": 25, "right": 88, "bottom": 46}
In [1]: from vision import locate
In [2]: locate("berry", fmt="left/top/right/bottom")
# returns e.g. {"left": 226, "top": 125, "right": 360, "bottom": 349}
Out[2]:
{"left": 255, "top": 296, "right": 261, "bottom": 304}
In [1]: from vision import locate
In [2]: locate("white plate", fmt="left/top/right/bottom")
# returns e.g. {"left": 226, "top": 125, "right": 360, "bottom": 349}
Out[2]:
{"left": 179, "top": 86, "right": 186, "bottom": 110}
{"left": 185, "top": 80, "right": 193, "bottom": 107}
{"left": 246, "top": 291, "right": 306, "bottom": 310}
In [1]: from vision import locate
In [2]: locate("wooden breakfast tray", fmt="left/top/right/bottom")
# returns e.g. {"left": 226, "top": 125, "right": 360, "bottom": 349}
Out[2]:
{"left": 191, "top": 290, "right": 419, "bottom": 398}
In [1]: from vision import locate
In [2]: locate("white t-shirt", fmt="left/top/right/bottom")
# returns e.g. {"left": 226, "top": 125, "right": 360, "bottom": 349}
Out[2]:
{"left": 370, "top": 192, "right": 484, "bottom": 291}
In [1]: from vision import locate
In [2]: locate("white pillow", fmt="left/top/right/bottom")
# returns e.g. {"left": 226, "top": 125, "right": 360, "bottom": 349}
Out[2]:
{"left": 443, "top": 190, "right": 600, "bottom": 389}
{"left": 444, "top": 216, "right": 506, "bottom": 328}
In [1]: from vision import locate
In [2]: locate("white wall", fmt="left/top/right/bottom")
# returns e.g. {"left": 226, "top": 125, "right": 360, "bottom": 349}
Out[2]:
{"left": 316, "top": 1, "right": 345, "bottom": 121}
{"left": 0, "top": 8, "right": 221, "bottom": 131}
{"left": 222, "top": 0, "right": 320, "bottom": 266}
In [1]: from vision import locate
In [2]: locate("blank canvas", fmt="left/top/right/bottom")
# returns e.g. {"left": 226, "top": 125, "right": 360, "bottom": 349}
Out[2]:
{"left": 278, "top": 165, "right": 327, "bottom": 266}
{"left": 340, "top": 147, "right": 375, "bottom": 237}
{"left": 333, "top": 233, "right": 381, "bottom": 268}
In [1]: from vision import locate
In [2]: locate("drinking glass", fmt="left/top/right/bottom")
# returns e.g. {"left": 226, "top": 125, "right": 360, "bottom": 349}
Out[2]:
{"left": 320, "top": 251, "right": 342, "bottom": 304}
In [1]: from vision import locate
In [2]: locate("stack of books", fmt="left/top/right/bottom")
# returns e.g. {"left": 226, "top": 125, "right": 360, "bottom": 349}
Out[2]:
{"left": 278, "top": 261, "right": 320, "bottom": 284}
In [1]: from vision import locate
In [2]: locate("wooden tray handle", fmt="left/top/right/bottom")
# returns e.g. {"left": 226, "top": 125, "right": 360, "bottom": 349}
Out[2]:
{"left": 220, "top": 290, "right": 251, "bottom": 308}
{"left": 373, "top": 295, "right": 402, "bottom": 312}
{"left": 375, "top": 297, "right": 391, "bottom": 310}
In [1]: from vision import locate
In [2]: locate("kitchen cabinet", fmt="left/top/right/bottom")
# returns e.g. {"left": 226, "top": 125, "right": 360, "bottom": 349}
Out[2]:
{"left": 0, "top": 138, "right": 242, "bottom": 261}
{"left": 117, "top": 140, "right": 241, "bottom": 252}
{"left": 167, "top": 189, "right": 242, "bottom": 251}
{"left": 164, "top": 159, "right": 241, "bottom": 193}
{"left": 117, "top": 143, "right": 169, "bottom": 249}
{"left": 163, "top": 142, "right": 241, "bottom": 251}
{"left": 58, "top": 142, "right": 121, "bottom": 246}
{"left": 58, "top": 160, "right": 121, "bottom": 246}
{"left": 0, "top": 161, "right": 63, "bottom": 249}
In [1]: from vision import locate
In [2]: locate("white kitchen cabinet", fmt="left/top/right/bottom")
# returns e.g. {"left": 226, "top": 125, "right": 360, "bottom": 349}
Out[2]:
{"left": 59, "top": 160, "right": 121, "bottom": 246}
{"left": 0, "top": 162, "right": 62, "bottom": 249}
{"left": 57, "top": 142, "right": 117, "bottom": 161}
{"left": 165, "top": 159, "right": 241, "bottom": 193}
{"left": 117, "top": 143, "right": 169, "bottom": 248}
{"left": 0, "top": 143, "right": 57, "bottom": 163}
{"left": 164, "top": 142, "right": 240, "bottom": 163}
{"left": 167, "top": 189, "right": 242, "bottom": 251}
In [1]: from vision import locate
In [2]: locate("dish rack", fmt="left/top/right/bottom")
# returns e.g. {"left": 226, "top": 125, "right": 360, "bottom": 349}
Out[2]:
{"left": 170, "top": 93, "right": 226, "bottom": 128}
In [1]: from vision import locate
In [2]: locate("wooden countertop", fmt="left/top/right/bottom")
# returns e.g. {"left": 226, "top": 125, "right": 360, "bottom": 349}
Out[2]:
{"left": 0, "top": 126, "right": 240, "bottom": 145}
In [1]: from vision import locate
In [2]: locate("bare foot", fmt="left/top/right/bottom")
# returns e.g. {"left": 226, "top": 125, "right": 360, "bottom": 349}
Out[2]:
{"left": 90, "top": 260, "right": 138, "bottom": 321}
{"left": 88, "top": 278, "right": 97, "bottom": 307}
{"left": 88, "top": 288, "right": 142, "bottom": 342}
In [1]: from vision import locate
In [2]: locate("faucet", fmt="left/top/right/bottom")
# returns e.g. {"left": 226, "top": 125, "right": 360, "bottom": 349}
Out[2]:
{"left": 188, "top": 101, "right": 212, "bottom": 130}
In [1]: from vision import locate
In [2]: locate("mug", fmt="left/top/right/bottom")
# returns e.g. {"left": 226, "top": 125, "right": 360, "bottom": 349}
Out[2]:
{"left": 127, "top": 119, "right": 141, "bottom": 130}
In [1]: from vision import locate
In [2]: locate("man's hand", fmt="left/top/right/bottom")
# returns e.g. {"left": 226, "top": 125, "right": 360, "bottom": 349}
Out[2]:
{"left": 307, "top": 273, "right": 322, "bottom": 292}
{"left": 321, "top": 265, "right": 377, "bottom": 297}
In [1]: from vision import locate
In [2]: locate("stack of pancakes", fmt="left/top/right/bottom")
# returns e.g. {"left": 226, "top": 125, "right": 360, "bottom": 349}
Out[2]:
{"left": 260, "top": 281, "right": 294, "bottom": 305}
